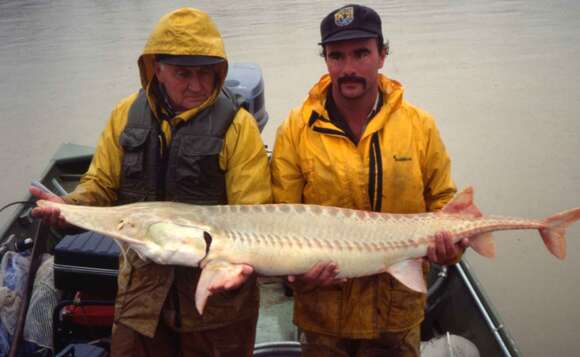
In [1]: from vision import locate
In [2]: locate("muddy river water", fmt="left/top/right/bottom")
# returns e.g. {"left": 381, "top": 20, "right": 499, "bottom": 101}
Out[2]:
{"left": 1, "top": 1, "right": 579, "bottom": 355}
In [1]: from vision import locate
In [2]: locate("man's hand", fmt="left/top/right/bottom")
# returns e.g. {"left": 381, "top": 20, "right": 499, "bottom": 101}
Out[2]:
{"left": 29, "top": 186, "right": 68, "bottom": 228}
{"left": 426, "top": 231, "right": 469, "bottom": 266}
{"left": 287, "top": 261, "right": 347, "bottom": 289}
{"left": 207, "top": 264, "right": 254, "bottom": 294}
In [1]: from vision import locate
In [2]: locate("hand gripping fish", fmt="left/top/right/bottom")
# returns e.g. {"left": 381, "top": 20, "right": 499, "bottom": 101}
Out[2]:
{"left": 37, "top": 187, "right": 580, "bottom": 314}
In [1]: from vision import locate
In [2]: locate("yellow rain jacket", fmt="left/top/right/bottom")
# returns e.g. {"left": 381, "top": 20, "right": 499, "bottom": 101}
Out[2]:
{"left": 271, "top": 74, "right": 456, "bottom": 338}
{"left": 64, "top": 8, "right": 272, "bottom": 337}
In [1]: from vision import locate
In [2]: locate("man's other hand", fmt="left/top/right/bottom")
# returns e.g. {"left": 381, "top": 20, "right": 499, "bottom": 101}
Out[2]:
{"left": 426, "top": 231, "right": 469, "bottom": 266}
{"left": 288, "top": 261, "right": 347, "bottom": 289}
{"left": 207, "top": 264, "right": 254, "bottom": 294}
{"left": 29, "top": 186, "right": 68, "bottom": 228}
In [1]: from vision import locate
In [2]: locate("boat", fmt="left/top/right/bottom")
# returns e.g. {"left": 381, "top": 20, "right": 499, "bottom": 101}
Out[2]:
{"left": 0, "top": 64, "right": 520, "bottom": 357}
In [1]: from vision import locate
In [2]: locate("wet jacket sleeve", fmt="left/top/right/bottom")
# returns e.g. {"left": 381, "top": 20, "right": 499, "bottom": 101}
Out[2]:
{"left": 420, "top": 114, "right": 456, "bottom": 212}
{"left": 420, "top": 114, "right": 462, "bottom": 264}
{"left": 221, "top": 108, "right": 272, "bottom": 205}
{"left": 271, "top": 110, "right": 305, "bottom": 204}
{"left": 63, "top": 96, "right": 134, "bottom": 206}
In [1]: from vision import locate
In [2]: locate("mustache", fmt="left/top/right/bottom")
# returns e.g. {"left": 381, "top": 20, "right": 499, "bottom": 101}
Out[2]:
{"left": 338, "top": 76, "right": 366, "bottom": 86}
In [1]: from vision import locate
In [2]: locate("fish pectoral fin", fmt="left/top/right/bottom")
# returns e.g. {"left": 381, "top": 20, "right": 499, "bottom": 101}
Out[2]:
{"left": 470, "top": 232, "right": 496, "bottom": 258}
{"left": 385, "top": 258, "right": 427, "bottom": 293}
{"left": 195, "top": 260, "right": 252, "bottom": 315}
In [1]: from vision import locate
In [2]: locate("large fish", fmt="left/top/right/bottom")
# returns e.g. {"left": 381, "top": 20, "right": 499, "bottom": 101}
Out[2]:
{"left": 37, "top": 187, "right": 579, "bottom": 314}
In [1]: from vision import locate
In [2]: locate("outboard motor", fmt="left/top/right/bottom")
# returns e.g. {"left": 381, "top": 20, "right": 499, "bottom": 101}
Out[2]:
{"left": 224, "top": 63, "right": 268, "bottom": 132}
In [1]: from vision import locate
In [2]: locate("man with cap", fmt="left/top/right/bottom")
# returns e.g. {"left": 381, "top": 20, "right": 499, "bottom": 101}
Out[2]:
{"left": 30, "top": 7, "right": 271, "bottom": 357}
{"left": 271, "top": 4, "right": 468, "bottom": 356}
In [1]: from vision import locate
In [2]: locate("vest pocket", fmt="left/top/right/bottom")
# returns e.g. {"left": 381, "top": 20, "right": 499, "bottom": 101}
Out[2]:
{"left": 119, "top": 128, "right": 150, "bottom": 178}
{"left": 176, "top": 136, "right": 223, "bottom": 185}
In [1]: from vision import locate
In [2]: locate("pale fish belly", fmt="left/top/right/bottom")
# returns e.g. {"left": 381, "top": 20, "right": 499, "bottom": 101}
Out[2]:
{"left": 217, "top": 231, "right": 403, "bottom": 277}
{"left": 206, "top": 205, "right": 443, "bottom": 277}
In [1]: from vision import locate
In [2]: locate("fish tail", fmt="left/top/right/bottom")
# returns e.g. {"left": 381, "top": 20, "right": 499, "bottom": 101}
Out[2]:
{"left": 540, "top": 208, "right": 580, "bottom": 260}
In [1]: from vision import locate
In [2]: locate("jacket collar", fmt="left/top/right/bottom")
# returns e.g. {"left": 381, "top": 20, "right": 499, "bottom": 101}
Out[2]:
{"left": 302, "top": 74, "right": 404, "bottom": 140}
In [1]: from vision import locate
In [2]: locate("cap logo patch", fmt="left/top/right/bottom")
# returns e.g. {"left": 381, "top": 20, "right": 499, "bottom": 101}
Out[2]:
{"left": 334, "top": 6, "right": 354, "bottom": 27}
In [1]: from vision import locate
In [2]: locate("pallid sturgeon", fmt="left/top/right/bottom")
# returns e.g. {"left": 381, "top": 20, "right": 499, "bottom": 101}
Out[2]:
{"left": 37, "top": 187, "right": 580, "bottom": 314}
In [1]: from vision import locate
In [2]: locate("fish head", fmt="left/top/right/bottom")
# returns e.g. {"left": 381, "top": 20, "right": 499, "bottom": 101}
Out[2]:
{"left": 36, "top": 200, "right": 212, "bottom": 266}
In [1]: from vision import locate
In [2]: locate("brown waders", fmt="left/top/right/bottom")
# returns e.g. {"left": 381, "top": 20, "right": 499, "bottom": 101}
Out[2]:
{"left": 111, "top": 314, "right": 258, "bottom": 357}
{"left": 299, "top": 325, "right": 420, "bottom": 357}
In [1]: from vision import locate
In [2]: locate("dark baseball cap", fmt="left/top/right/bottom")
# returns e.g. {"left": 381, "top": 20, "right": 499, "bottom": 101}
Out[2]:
{"left": 320, "top": 4, "right": 383, "bottom": 45}
{"left": 156, "top": 54, "right": 225, "bottom": 66}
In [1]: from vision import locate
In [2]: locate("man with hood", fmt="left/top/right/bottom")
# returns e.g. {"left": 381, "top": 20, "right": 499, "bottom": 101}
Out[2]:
{"left": 31, "top": 8, "right": 271, "bottom": 356}
{"left": 271, "top": 4, "right": 467, "bottom": 356}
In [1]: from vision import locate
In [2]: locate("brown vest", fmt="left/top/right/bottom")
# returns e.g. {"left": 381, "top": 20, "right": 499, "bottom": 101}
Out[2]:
{"left": 114, "top": 89, "right": 259, "bottom": 337}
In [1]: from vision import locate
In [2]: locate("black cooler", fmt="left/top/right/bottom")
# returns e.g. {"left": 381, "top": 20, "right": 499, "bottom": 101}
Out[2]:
{"left": 54, "top": 231, "right": 120, "bottom": 294}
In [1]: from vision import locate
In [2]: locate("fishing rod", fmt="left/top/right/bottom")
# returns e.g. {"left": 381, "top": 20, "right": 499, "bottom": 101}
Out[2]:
{"left": 7, "top": 219, "right": 49, "bottom": 357}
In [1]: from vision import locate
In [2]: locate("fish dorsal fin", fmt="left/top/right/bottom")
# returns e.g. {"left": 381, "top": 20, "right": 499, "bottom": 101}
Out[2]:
{"left": 442, "top": 186, "right": 483, "bottom": 218}
{"left": 385, "top": 258, "right": 427, "bottom": 293}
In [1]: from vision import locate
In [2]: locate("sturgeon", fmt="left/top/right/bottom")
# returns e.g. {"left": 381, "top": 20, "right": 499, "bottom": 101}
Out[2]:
{"left": 37, "top": 187, "right": 580, "bottom": 314}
